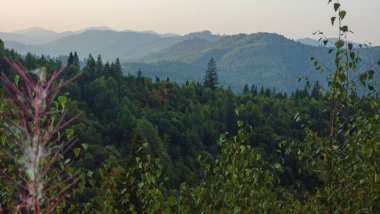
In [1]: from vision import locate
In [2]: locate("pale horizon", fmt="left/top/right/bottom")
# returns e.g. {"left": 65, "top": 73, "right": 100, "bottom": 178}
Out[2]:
{"left": 1, "top": 0, "right": 380, "bottom": 44}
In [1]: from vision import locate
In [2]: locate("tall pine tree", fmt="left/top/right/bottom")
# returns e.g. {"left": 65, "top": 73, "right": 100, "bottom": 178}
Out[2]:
{"left": 203, "top": 57, "right": 218, "bottom": 89}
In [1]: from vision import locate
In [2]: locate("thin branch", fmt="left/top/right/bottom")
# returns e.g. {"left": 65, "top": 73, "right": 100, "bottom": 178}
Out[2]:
{"left": 3, "top": 87, "right": 33, "bottom": 119}
{"left": 51, "top": 113, "right": 82, "bottom": 137}
{"left": 0, "top": 113, "right": 28, "bottom": 136}
{"left": 0, "top": 74, "right": 26, "bottom": 102}
{"left": 0, "top": 145, "right": 22, "bottom": 164}
{"left": 0, "top": 170, "right": 28, "bottom": 190}
{"left": 43, "top": 172, "right": 79, "bottom": 192}
{"left": 43, "top": 138, "right": 78, "bottom": 175}
{"left": 45, "top": 177, "right": 80, "bottom": 214}
{"left": 4, "top": 58, "right": 35, "bottom": 89}
{"left": 45, "top": 65, "right": 67, "bottom": 92}
{"left": 43, "top": 161, "right": 75, "bottom": 188}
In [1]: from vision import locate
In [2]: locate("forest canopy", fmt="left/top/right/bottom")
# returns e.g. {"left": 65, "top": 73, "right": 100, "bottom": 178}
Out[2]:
{"left": 1, "top": 0, "right": 380, "bottom": 213}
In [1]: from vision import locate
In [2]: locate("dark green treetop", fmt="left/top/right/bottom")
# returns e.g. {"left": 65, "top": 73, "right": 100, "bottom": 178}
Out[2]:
{"left": 203, "top": 57, "right": 218, "bottom": 89}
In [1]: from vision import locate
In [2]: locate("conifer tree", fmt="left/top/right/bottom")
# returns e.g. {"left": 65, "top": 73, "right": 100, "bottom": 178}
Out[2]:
{"left": 243, "top": 84, "right": 249, "bottom": 94}
{"left": 203, "top": 57, "right": 218, "bottom": 89}
{"left": 0, "top": 39, "right": 4, "bottom": 54}
{"left": 67, "top": 52, "right": 74, "bottom": 65}
{"left": 250, "top": 84, "right": 258, "bottom": 95}
{"left": 73, "top": 52, "right": 79, "bottom": 66}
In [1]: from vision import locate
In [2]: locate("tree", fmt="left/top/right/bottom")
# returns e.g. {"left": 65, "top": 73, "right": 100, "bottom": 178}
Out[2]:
{"left": 73, "top": 52, "right": 79, "bottom": 66}
{"left": 0, "top": 59, "right": 82, "bottom": 213}
{"left": 0, "top": 39, "right": 4, "bottom": 55}
{"left": 95, "top": 55, "right": 103, "bottom": 78}
{"left": 67, "top": 52, "right": 74, "bottom": 65}
{"left": 311, "top": 81, "right": 322, "bottom": 100}
{"left": 203, "top": 57, "right": 218, "bottom": 90}
{"left": 110, "top": 58, "right": 122, "bottom": 79}
{"left": 293, "top": 1, "right": 380, "bottom": 212}
{"left": 250, "top": 84, "right": 258, "bottom": 95}
{"left": 242, "top": 84, "right": 249, "bottom": 94}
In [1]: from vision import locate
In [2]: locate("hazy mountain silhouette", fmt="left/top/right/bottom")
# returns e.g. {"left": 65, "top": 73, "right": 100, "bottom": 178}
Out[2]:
{"left": 125, "top": 33, "right": 380, "bottom": 93}
{"left": 1, "top": 27, "right": 378, "bottom": 93}
{"left": 1, "top": 28, "right": 222, "bottom": 61}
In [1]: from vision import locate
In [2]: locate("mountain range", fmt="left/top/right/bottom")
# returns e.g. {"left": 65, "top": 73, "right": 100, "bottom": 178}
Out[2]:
{"left": 1, "top": 27, "right": 379, "bottom": 93}
{"left": 125, "top": 33, "right": 380, "bottom": 93}
{"left": 1, "top": 27, "right": 224, "bottom": 61}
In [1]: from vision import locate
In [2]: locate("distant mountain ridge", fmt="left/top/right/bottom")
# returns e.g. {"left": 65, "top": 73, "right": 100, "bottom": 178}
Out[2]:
{"left": 124, "top": 33, "right": 380, "bottom": 93}
{"left": 297, "top": 37, "right": 362, "bottom": 47}
{"left": 1, "top": 27, "right": 379, "bottom": 93}
{"left": 1, "top": 28, "right": 223, "bottom": 61}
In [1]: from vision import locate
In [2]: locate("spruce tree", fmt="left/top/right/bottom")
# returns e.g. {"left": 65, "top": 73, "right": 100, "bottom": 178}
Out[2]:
{"left": 203, "top": 57, "right": 218, "bottom": 89}
{"left": 67, "top": 52, "right": 74, "bottom": 65}
{"left": 243, "top": 84, "right": 249, "bottom": 94}
{"left": 0, "top": 39, "right": 4, "bottom": 52}
{"left": 73, "top": 52, "right": 79, "bottom": 66}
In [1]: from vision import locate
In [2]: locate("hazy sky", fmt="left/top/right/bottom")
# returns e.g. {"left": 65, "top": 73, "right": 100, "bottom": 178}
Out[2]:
{"left": 1, "top": 0, "right": 380, "bottom": 44}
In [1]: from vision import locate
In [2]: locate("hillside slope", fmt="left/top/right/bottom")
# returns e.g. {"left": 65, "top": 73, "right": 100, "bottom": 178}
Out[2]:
{"left": 125, "top": 33, "right": 380, "bottom": 93}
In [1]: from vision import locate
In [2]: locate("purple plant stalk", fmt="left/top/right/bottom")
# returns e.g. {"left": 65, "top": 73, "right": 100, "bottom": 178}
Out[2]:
{"left": 0, "top": 58, "right": 82, "bottom": 213}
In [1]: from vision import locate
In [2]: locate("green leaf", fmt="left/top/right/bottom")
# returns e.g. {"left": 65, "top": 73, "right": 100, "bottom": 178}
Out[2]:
{"left": 368, "top": 70, "right": 375, "bottom": 79}
{"left": 88, "top": 179, "right": 95, "bottom": 187}
{"left": 350, "top": 52, "right": 355, "bottom": 60}
{"left": 274, "top": 163, "right": 282, "bottom": 170}
{"left": 348, "top": 43, "right": 353, "bottom": 51}
{"left": 73, "top": 148, "right": 81, "bottom": 157}
{"left": 335, "top": 40, "right": 345, "bottom": 48}
{"left": 340, "top": 26, "right": 348, "bottom": 32}
{"left": 213, "top": 167, "right": 219, "bottom": 174}
{"left": 53, "top": 101, "right": 59, "bottom": 110}
{"left": 65, "top": 128, "right": 74, "bottom": 139}
{"left": 142, "top": 142, "right": 149, "bottom": 149}
{"left": 334, "top": 3, "right": 340, "bottom": 12}
{"left": 256, "top": 153, "right": 262, "bottom": 161}
{"left": 331, "top": 17, "right": 336, "bottom": 26}
{"left": 64, "top": 158, "right": 71, "bottom": 165}
{"left": 359, "top": 73, "right": 368, "bottom": 85}
{"left": 14, "top": 75, "right": 20, "bottom": 87}
{"left": 82, "top": 143, "right": 89, "bottom": 151}
{"left": 1, "top": 135, "right": 6, "bottom": 145}
{"left": 339, "top": 10, "right": 346, "bottom": 20}
{"left": 338, "top": 73, "right": 346, "bottom": 82}
{"left": 240, "top": 145, "right": 246, "bottom": 153}
{"left": 58, "top": 95, "right": 68, "bottom": 110}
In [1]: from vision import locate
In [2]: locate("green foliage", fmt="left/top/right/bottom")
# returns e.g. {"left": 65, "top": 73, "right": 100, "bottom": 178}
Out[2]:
{"left": 291, "top": 1, "right": 380, "bottom": 212}
{"left": 203, "top": 57, "right": 218, "bottom": 90}
{"left": 176, "top": 127, "right": 293, "bottom": 213}
{"left": 1, "top": 1, "right": 379, "bottom": 212}
{"left": 125, "top": 33, "right": 380, "bottom": 93}
{"left": 0, "top": 39, "right": 4, "bottom": 57}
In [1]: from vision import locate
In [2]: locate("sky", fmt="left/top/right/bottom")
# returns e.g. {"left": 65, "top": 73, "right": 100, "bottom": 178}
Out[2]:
{"left": 1, "top": 0, "right": 380, "bottom": 44}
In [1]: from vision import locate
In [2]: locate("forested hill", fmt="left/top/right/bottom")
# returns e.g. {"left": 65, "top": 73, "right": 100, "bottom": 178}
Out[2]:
{"left": 3, "top": 29, "right": 379, "bottom": 93}
{"left": 2, "top": 29, "right": 223, "bottom": 61}
{"left": 1, "top": 31, "right": 380, "bottom": 212}
{"left": 0, "top": 40, "right": 325, "bottom": 211}
{"left": 125, "top": 33, "right": 380, "bottom": 93}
